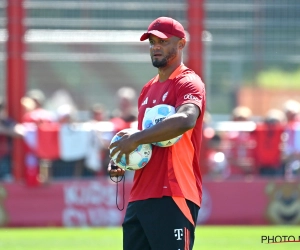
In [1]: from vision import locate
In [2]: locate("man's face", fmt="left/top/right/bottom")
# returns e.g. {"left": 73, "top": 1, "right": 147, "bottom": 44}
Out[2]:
{"left": 148, "top": 35, "right": 181, "bottom": 68}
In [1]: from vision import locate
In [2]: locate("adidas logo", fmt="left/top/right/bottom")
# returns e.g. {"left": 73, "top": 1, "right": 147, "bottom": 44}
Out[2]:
{"left": 142, "top": 97, "right": 148, "bottom": 106}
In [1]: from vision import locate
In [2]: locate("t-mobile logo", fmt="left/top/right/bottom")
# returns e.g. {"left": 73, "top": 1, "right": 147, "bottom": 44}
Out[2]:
{"left": 174, "top": 228, "right": 183, "bottom": 240}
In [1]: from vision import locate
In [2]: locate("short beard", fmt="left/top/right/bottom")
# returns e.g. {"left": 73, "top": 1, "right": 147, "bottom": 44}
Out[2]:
{"left": 151, "top": 47, "right": 177, "bottom": 68}
{"left": 152, "top": 58, "right": 167, "bottom": 68}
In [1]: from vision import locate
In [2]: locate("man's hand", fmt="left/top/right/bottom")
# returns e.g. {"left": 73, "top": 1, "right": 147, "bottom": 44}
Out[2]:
{"left": 109, "top": 130, "right": 140, "bottom": 165}
{"left": 107, "top": 160, "right": 125, "bottom": 177}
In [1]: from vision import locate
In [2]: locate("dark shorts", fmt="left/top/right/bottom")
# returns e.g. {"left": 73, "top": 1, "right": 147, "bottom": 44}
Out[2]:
{"left": 122, "top": 196, "right": 200, "bottom": 250}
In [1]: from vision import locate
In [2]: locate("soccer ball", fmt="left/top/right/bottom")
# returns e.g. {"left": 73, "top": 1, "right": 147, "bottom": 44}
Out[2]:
{"left": 109, "top": 128, "right": 152, "bottom": 171}
{"left": 142, "top": 104, "right": 182, "bottom": 147}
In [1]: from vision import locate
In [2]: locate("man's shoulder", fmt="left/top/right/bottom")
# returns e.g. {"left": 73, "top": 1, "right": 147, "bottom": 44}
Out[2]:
{"left": 179, "top": 67, "right": 200, "bottom": 78}
{"left": 174, "top": 69, "right": 204, "bottom": 87}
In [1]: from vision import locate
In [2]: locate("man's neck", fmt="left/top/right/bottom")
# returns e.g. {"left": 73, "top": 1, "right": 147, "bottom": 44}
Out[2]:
{"left": 157, "top": 61, "right": 182, "bottom": 82}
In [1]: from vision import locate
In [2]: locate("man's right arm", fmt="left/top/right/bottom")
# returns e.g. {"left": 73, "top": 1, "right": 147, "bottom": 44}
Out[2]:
{"left": 110, "top": 103, "right": 200, "bottom": 165}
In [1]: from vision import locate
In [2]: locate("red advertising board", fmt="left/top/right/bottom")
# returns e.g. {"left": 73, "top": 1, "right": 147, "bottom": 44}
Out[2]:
{"left": 0, "top": 177, "right": 299, "bottom": 227}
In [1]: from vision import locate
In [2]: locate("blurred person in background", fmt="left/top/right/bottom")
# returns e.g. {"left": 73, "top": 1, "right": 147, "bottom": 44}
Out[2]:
{"left": 90, "top": 103, "right": 111, "bottom": 177}
{"left": 264, "top": 109, "right": 286, "bottom": 125}
{"left": 110, "top": 86, "right": 138, "bottom": 132}
{"left": 21, "top": 89, "right": 54, "bottom": 186}
{"left": 231, "top": 105, "right": 253, "bottom": 122}
{"left": 0, "top": 99, "right": 21, "bottom": 181}
{"left": 22, "top": 89, "right": 54, "bottom": 124}
{"left": 51, "top": 104, "right": 84, "bottom": 179}
{"left": 56, "top": 104, "right": 74, "bottom": 124}
{"left": 109, "top": 87, "right": 139, "bottom": 180}
{"left": 223, "top": 106, "right": 256, "bottom": 176}
{"left": 283, "top": 99, "right": 300, "bottom": 124}
{"left": 281, "top": 99, "right": 300, "bottom": 178}
{"left": 254, "top": 109, "right": 286, "bottom": 177}
{"left": 90, "top": 103, "right": 107, "bottom": 122}
{"left": 205, "top": 133, "right": 230, "bottom": 179}
{"left": 52, "top": 104, "right": 100, "bottom": 179}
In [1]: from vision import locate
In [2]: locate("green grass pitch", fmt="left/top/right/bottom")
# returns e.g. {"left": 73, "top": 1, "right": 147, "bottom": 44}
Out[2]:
{"left": 0, "top": 226, "right": 299, "bottom": 250}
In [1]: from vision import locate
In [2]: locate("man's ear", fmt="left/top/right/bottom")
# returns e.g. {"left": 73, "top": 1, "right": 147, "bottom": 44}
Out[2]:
{"left": 178, "top": 39, "right": 186, "bottom": 49}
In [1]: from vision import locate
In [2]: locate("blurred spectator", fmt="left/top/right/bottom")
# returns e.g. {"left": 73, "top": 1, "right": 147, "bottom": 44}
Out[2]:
{"left": 205, "top": 134, "right": 230, "bottom": 179}
{"left": 281, "top": 99, "right": 300, "bottom": 179}
{"left": 231, "top": 106, "right": 253, "bottom": 122}
{"left": 90, "top": 103, "right": 107, "bottom": 122}
{"left": 0, "top": 99, "right": 21, "bottom": 181}
{"left": 51, "top": 104, "right": 84, "bottom": 179}
{"left": 223, "top": 106, "right": 256, "bottom": 176}
{"left": 21, "top": 89, "right": 54, "bottom": 186}
{"left": 52, "top": 104, "right": 100, "bottom": 179}
{"left": 21, "top": 94, "right": 36, "bottom": 114}
{"left": 56, "top": 104, "right": 75, "bottom": 124}
{"left": 110, "top": 87, "right": 138, "bottom": 132}
{"left": 254, "top": 109, "right": 285, "bottom": 177}
{"left": 283, "top": 99, "right": 300, "bottom": 123}
{"left": 89, "top": 103, "right": 112, "bottom": 177}
{"left": 110, "top": 87, "right": 138, "bottom": 180}
{"left": 22, "top": 89, "right": 54, "bottom": 124}
{"left": 264, "top": 108, "right": 286, "bottom": 124}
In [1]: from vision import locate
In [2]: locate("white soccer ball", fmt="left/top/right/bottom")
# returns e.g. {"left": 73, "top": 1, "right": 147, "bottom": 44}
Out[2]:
{"left": 142, "top": 104, "right": 182, "bottom": 147}
{"left": 109, "top": 128, "right": 152, "bottom": 171}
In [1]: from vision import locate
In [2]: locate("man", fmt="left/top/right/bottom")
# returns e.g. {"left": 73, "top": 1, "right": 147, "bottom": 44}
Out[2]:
{"left": 109, "top": 16, "right": 206, "bottom": 250}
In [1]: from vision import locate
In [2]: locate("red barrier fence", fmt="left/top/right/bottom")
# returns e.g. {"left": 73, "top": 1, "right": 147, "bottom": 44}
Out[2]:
{"left": 1, "top": 177, "right": 299, "bottom": 227}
